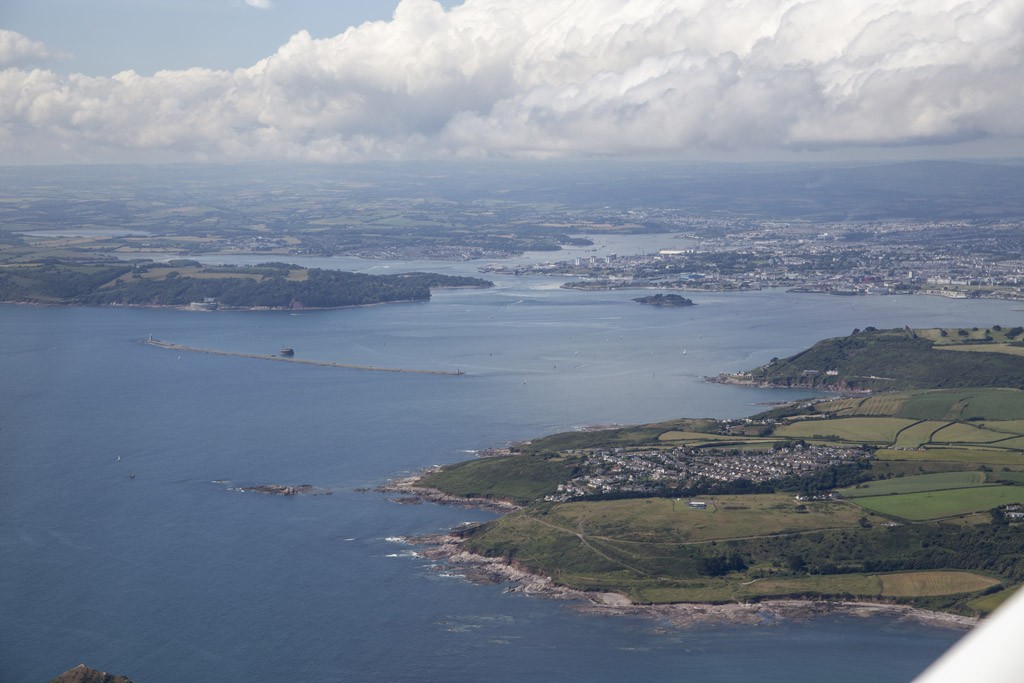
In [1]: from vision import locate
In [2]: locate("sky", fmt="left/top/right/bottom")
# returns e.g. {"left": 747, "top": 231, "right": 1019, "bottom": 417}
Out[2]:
{"left": 0, "top": 0, "right": 1021, "bottom": 165}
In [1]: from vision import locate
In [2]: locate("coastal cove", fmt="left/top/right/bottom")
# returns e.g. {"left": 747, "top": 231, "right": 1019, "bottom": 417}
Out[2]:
{"left": 6, "top": 259, "right": 1024, "bottom": 681}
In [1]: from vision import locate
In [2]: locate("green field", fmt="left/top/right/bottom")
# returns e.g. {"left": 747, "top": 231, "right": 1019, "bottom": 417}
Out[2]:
{"left": 968, "top": 585, "right": 1021, "bottom": 614}
{"left": 771, "top": 410, "right": 1024, "bottom": 463}
{"left": 892, "top": 421, "right": 948, "bottom": 448}
{"left": 850, "top": 395, "right": 908, "bottom": 416}
{"left": 773, "top": 417, "right": 914, "bottom": 443}
{"left": 930, "top": 422, "right": 1013, "bottom": 444}
{"left": 634, "top": 574, "right": 884, "bottom": 603}
{"left": 852, "top": 486, "right": 1024, "bottom": 520}
{"left": 815, "top": 389, "right": 1024, "bottom": 421}
{"left": 543, "top": 494, "right": 864, "bottom": 544}
{"left": 905, "top": 389, "right": 1024, "bottom": 421}
{"left": 879, "top": 571, "right": 999, "bottom": 597}
{"left": 839, "top": 471, "right": 990, "bottom": 499}
{"left": 874, "top": 448, "right": 1024, "bottom": 466}
{"left": 981, "top": 420, "right": 1024, "bottom": 434}
{"left": 984, "top": 436, "right": 1024, "bottom": 450}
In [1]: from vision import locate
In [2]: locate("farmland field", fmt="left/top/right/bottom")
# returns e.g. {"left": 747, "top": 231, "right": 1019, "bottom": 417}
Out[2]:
{"left": 773, "top": 417, "right": 915, "bottom": 443}
{"left": 873, "top": 448, "right": 1024, "bottom": 466}
{"left": 541, "top": 494, "right": 865, "bottom": 544}
{"left": 897, "top": 391, "right": 973, "bottom": 419}
{"left": 893, "top": 421, "right": 948, "bottom": 448}
{"left": 874, "top": 448, "right": 1024, "bottom": 466}
{"left": 930, "top": 422, "right": 1016, "bottom": 444}
{"left": 982, "top": 435, "right": 1024, "bottom": 450}
{"left": 799, "top": 390, "right": 1024, "bottom": 426}
{"left": 838, "top": 471, "right": 989, "bottom": 498}
{"left": 955, "top": 390, "right": 1024, "bottom": 421}
{"left": 816, "top": 397, "right": 866, "bottom": 415}
{"left": 850, "top": 395, "right": 909, "bottom": 416}
{"left": 633, "top": 574, "right": 884, "bottom": 604}
{"left": 981, "top": 420, "right": 1024, "bottom": 434}
{"left": 879, "top": 571, "right": 1000, "bottom": 597}
{"left": 852, "top": 486, "right": 1024, "bottom": 520}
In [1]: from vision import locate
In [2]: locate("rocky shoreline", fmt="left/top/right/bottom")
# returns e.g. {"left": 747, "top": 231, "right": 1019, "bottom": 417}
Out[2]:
{"left": 383, "top": 470, "right": 978, "bottom": 631}
{"left": 376, "top": 472, "right": 521, "bottom": 513}
{"left": 704, "top": 373, "right": 872, "bottom": 396}
{"left": 407, "top": 532, "right": 978, "bottom": 631}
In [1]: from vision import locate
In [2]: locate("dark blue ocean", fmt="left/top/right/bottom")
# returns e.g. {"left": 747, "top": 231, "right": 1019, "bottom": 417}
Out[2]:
{"left": 5, "top": 243, "right": 1018, "bottom": 681}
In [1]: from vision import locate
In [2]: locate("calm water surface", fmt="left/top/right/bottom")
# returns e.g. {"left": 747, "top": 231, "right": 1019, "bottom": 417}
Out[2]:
{"left": 5, "top": 252, "right": 1020, "bottom": 682}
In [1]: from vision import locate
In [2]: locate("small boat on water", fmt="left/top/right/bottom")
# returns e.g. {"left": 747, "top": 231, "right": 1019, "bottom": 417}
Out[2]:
{"left": 279, "top": 347, "right": 295, "bottom": 357}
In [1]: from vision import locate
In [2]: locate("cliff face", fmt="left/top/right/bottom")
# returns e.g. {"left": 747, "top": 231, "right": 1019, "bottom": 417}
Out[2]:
{"left": 48, "top": 664, "right": 133, "bottom": 683}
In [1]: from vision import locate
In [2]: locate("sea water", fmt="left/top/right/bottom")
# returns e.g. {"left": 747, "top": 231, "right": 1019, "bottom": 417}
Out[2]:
{"left": 5, "top": 264, "right": 1019, "bottom": 682}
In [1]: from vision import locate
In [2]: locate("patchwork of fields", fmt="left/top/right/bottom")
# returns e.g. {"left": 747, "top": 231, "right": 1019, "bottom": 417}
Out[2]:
{"left": 431, "top": 373, "right": 1024, "bottom": 614}
{"left": 850, "top": 485, "right": 1024, "bottom": 521}
{"left": 818, "top": 388, "right": 1024, "bottom": 421}
{"left": 778, "top": 399, "right": 1024, "bottom": 520}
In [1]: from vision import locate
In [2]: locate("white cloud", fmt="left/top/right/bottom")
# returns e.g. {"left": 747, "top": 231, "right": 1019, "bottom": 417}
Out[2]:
{"left": 0, "top": 29, "right": 57, "bottom": 68}
{"left": 244, "top": 0, "right": 273, "bottom": 9}
{"left": 1, "top": 0, "right": 1022, "bottom": 163}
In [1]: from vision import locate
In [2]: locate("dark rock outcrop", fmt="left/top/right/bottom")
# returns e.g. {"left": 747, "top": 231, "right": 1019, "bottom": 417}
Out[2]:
{"left": 48, "top": 664, "right": 133, "bottom": 683}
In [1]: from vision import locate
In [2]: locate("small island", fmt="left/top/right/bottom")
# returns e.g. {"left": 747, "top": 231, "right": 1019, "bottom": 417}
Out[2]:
{"left": 632, "top": 293, "right": 694, "bottom": 307}
{"left": 387, "top": 325, "right": 1024, "bottom": 626}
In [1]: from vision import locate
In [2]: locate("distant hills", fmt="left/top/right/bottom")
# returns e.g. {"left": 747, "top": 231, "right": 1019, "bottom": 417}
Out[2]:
{"left": 2, "top": 160, "right": 1022, "bottom": 222}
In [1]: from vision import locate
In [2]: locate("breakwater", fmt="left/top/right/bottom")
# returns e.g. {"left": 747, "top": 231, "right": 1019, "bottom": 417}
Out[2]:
{"left": 142, "top": 338, "right": 465, "bottom": 376}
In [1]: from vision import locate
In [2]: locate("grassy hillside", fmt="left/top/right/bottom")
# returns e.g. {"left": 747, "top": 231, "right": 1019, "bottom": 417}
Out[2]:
{"left": 743, "top": 328, "right": 1024, "bottom": 391}
{"left": 416, "top": 453, "right": 581, "bottom": 505}
{"left": 460, "top": 495, "right": 1021, "bottom": 608}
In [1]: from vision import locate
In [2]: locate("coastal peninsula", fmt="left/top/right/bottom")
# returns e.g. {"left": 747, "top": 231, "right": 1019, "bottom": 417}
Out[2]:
{"left": 0, "top": 260, "right": 492, "bottom": 310}
{"left": 388, "top": 326, "right": 1024, "bottom": 624}
{"left": 716, "top": 325, "right": 1024, "bottom": 392}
